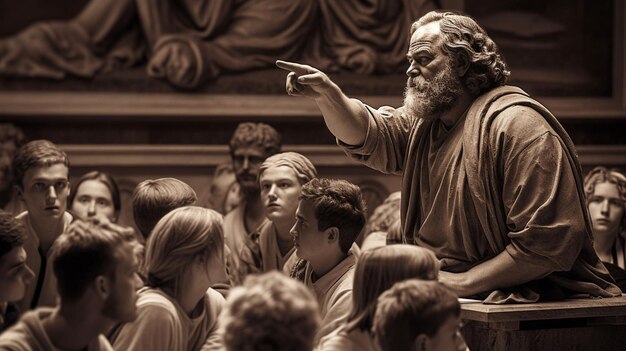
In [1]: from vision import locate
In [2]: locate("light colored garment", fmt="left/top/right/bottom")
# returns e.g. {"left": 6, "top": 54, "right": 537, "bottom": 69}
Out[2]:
{"left": 360, "top": 231, "right": 387, "bottom": 252}
{"left": 256, "top": 220, "right": 298, "bottom": 274}
{"left": 0, "top": 307, "right": 112, "bottom": 351}
{"left": 16, "top": 211, "right": 73, "bottom": 312}
{"left": 304, "top": 252, "right": 355, "bottom": 340}
{"left": 222, "top": 204, "right": 264, "bottom": 285}
{"left": 339, "top": 85, "right": 620, "bottom": 302}
{"left": 110, "top": 287, "right": 224, "bottom": 351}
{"left": 317, "top": 325, "right": 380, "bottom": 351}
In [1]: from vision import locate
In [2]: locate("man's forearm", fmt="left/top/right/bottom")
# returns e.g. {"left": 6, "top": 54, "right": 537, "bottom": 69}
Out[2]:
{"left": 315, "top": 86, "right": 369, "bottom": 146}
{"left": 439, "top": 249, "right": 554, "bottom": 297}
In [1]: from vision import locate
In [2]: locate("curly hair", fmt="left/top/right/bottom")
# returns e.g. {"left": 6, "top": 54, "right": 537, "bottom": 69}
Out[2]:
{"left": 299, "top": 178, "right": 367, "bottom": 254}
{"left": 0, "top": 210, "right": 27, "bottom": 257}
{"left": 363, "top": 191, "right": 401, "bottom": 235}
{"left": 584, "top": 167, "right": 626, "bottom": 232}
{"left": 412, "top": 11, "right": 510, "bottom": 97}
{"left": 12, "top": 139, "right": 69, "bottom": 189}
{"left": 228, "top": 122, "right": 282, "bottom": 156}
{"left": 222, "top": 271, "right": 320, "bottom": 351}
{"left": 0, "top": 123, "right": 27, "bottom": 147}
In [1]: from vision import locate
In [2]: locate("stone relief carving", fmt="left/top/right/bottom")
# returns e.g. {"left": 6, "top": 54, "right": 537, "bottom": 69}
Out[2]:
{"left": 0, "top": 0, "right": 436, "bottom": 89}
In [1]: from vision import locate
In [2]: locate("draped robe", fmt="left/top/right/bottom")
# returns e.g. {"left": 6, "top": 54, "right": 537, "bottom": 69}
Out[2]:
{"left": 340, "top": 86, "right": 621, "bottom": 303}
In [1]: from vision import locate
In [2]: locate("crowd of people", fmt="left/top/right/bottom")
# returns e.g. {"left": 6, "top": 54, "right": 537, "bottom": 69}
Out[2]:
{"left": 0, "top": 10, "right": 625, "bottom": 351}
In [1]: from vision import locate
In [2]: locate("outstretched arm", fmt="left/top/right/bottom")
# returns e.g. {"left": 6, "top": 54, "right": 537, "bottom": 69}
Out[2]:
{"left": 276, "top": 60, "right": 369, "bottom": 146}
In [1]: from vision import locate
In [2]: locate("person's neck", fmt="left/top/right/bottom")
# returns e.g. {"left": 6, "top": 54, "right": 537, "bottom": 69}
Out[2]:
{"left": 594, "top": 231, "right": 616, "bottom": 261}
{"left": 43, "top": 305, "right": 108, "bottom": 351}
{"left": 310, "top": 251, "right": 348, "bottom": 282}
{"left": 175, "top": 279, "right": 210, "bottom": 317}
{"left": 243, "top": 193, "right": 265, "bottom": 232}
{"left": 29, "top": 214, "right": 65, "bottom": 254}
{"left": 439, "top": 92, "right": 473, "bottom": 129}
{"left": 272, "top": 219, "right": 295, "bottom": 256}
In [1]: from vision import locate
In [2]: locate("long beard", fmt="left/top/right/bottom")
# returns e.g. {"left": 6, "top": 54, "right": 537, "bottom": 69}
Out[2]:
{"left": 403, "top": 64, "right": 464, "bottom": 121}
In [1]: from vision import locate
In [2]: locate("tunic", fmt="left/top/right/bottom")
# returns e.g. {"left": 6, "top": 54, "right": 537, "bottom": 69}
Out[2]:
{"left": 303, "top": 252, "right": 355, "bottom": 340}
{"left": 110, "top": 287, "right": 224, "bottom": 351}
{"left": 255, "top": 220, "right": 298, "bottom": 274}
{"left": 0, "top": 307, "right": 112, "bottom": 351}
{"left": 222, "top": 204, "right": 263, "bottom": 285}
{"left": 316, "top": 325, "right": 380, "bottom": 351}
{"left": 16, "top": 211, "right": 73, "bottom": 312}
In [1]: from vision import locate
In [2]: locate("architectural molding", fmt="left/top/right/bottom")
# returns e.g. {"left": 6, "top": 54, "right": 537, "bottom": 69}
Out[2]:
{"left": 62, "top": 144, "right": 626, "bottom": 168}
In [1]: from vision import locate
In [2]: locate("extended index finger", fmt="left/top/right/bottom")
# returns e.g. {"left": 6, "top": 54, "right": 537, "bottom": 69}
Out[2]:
{"left": 276, "top": 60, "right": 316, "bottom": 75}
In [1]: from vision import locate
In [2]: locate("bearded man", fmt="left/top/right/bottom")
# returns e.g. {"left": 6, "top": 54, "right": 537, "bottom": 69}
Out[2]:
{"left": 277, "top": 11, "right": 621, "bottom": 303}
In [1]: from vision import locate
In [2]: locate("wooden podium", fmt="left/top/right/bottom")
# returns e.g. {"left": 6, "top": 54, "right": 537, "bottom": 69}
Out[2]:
{"left": 460, "top": 296, "right": 626, "bottom": 351}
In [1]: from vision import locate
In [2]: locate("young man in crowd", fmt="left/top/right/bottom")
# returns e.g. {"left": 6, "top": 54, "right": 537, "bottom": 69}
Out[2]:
{"left": 0, "top": 123, "right": 28, "bottom": 215}
{"left": 13, "top": 140, "right": 73, "bottom": 311}
{"left": 0, "top": 211, "right": 35, "bottom": 332}
{"left": 224, "top": 122, "right": 282, "bottom": 284}
{"left": 256, "top": 152, "right": 317, "bottom": 275}
{"left": 131, "top": 177, "right": 197, "bottom": 241}
{"left": 0, "top": 219, "right": 142, "bottom": 350}
{"left": 373, "top": 279, "right": 467, "bottom": 351}
{"left": 131, "top": 177, "right": 230, "bottom": 295}
{"left": 290, "top": 178, "right": 366, "bottom": 340}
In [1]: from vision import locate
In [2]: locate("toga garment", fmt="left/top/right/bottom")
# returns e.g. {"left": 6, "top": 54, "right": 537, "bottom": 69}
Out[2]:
{"left": 339, "top": 85, "right": 621, "bottom": 303}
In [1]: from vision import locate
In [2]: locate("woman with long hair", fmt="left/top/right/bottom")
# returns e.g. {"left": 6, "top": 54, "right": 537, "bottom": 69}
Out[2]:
{"left": 317, "top": 245, "right": 440, "bottom": 351}
{"left": 68, "top": 171, "right": 121, "bottom": 222}
{"left": 584, "top": 167, "right": 626, "bottom": 270}
{"left": 110, "top": 206, "right": 227, "bottom": 351}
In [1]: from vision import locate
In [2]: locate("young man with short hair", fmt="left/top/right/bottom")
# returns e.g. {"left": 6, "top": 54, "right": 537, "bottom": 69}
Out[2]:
{"left": 373, "top": 279, "right": 467, "bottom": 351}
{"left": 0, "top": 210, "right": 35, "bottom": 331}
{"left": 131, "top": 177, "right": 197, "bottom": 240}
{"left": 290, "top": 178, "right": 366, "bottom": 340}
{"left": 13, "top": 140, "right": 73, "bottom": 311}
{"left": 0, "top": 219, "right": 142, "bottom": 350}
{"left": 224, "top": 122, "right": 282, "bottom": 284}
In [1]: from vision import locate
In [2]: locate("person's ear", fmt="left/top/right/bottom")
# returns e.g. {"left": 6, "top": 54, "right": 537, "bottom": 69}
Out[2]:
{"left": 455, "top": 54, "right": 470, "bottom": 78}
{"left": 94, "top": 275, "right": 111, "bottom": 300}
{"left": 326, "top": 227, "right": 340, "bottom": 244}
{"left": 413, "top": 334, "right": 429, "bottom": 351}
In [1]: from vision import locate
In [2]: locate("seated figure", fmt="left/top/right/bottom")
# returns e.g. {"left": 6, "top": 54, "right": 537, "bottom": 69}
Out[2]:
{"left": 0, "top": 219, "right": 141, "bottom": 350}
{"left": 290, "top": 178, "right": 366, "bottom": 340}
{"left": 317, "top": 245, "right": 439, "bottom": 351}
{"left": 256, "top": 152, "right": 317, "bottom": 275}
{"left": 584, "top": 167, "right": 626, "bottom": 290}
{"left": 109, "top": 206, "right": 227, "bottom": 351}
